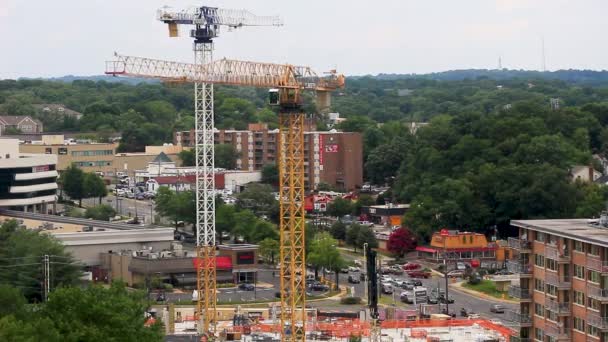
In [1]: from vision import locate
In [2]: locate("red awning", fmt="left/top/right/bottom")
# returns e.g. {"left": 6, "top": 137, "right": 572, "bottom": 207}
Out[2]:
{"left": 416, "top": 246, "right": 438, "bottom": 253}
{"left": 192, "top": 256, "right": 232, "bottom": 270}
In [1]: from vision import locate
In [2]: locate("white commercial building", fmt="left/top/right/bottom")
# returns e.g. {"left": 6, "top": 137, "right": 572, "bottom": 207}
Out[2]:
{"left": 0, "top": 138, "right": 58, "bottom": 212}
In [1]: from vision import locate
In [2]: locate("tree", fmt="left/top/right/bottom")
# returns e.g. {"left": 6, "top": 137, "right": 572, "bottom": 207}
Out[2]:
{"left": 39, "top": 282, "right": 163, "bottom": 341}
{"left": 83, "top": 173, "right": 107, "bottom": 204}
{"left": 215, "top": 143, "right": 239, "bottom": 169}
{"left": 307, "top": 232, "right": 345, "bottom": 289}
{"left": 84, "top": 204, "right": 116, "bottom": 221}
{"left": 261, "top": 164, "right": 279, "bottom": 185}
{"left": 330, "top": 221, "right": 347, "bottom": 241}
{"left": 154, "top": 187, "right": 195, "bottom": 228}
{"left": 216, "top": 203, "right": 237, "bottom": 244}
{"left": 345, "top": 224, "right": 362, "bottom": 252}
{"left": 62, "top": 165, "right": 85, "bottom": 207}
{"left": 356, "top": 226, "right": 378, "bottom": 250}
{"left": 236, "top": 183, "right": 277, "bottom": 217}
{"left": 258, "top": 238, "right": 279, "bottom": 264}
{"left": 387, "top": 227, "right": 418, "bottom": 258}
{"left": 327, "top": 198, "right": 354, "bottom": 219}
{"left": 0, "top": 220, "right": 81, "bottom": 301}
{"left": 0, "top": 285, "right": 26, "bottom": 319}
{"left": 353, "top": 194, "right": 375, "bottom": 216}
{"left": 178, "top": 149, "right": 195, "bottom": 167}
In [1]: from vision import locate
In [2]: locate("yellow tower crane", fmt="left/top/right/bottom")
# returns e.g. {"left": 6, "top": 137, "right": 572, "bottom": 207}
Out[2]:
{"left": 106, "top": 55, "right": 344, "bottom": 341}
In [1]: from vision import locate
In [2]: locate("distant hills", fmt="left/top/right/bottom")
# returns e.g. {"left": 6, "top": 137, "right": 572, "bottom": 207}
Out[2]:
{"left": 372, "top": 69, "right": 608, "bottom": 86}
{"left": 25, "top": 69, "right": 608, "bottom": 86}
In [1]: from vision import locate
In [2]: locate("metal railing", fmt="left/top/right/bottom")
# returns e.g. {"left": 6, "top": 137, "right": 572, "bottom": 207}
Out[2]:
{"left": 586, "top": 256, "right": 608, "bottom": 273}
{"left": 508, "top": 237, "right": 532, "bottom": 251}
{"left": 588, "top": 285, "right": 608, "bottom": 301}
{"left": 507, "top": 260, "right": 532, "bottom": 275}
{"left": 506, "top": 310, "right": 532, "bottom": 325}
{"left": 508, "top": 285, "right": 531, "bottom": 300}
{"left": 545, "top": 272, "right": 571, "bottom": 289}
{"left": 545, "top": 245, "right": 570, "bottom": 262}
{"left": 545, "top": 299, "right": 570, "bottom": 314}
{"left": 545, "top": 321, "right": 570, "bottom": 340}
{"left": 587, "top": 313, "right": 608, "bottom": 330}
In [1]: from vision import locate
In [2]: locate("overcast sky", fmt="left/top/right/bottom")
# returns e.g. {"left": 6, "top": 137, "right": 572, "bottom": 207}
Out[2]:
{"left": 1, "top": 0, "right": 606, "bottom": 79}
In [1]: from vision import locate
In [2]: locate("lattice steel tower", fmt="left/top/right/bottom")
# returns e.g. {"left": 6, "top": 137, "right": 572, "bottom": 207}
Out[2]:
{"left": 157, "top": 6, "right": 282, "bottom": 335}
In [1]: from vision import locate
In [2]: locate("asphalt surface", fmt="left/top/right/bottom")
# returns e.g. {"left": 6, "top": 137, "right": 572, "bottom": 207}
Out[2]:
{"left": 83, "top": 195, "right": 156, "bottom": 225}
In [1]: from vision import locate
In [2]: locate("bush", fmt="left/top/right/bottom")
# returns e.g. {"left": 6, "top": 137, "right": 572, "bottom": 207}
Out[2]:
{"left": 468, "top": 273, "right": 481, "bottom": 285}
{"left": 340, "top": 296, "right": 362, "bottom": 305}
{"left": 84, "top": 204, "right": 116, "bottom": 221}
{"left": 163, "top": 283, "right": 174, "bottom": 291}
{"left": 217, "top": 283, "right": 236, "bottom": 288}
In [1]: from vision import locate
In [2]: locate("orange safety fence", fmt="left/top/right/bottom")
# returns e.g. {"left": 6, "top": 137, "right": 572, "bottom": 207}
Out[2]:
{"left": 246, "top": 318, "right": 512, "bottom": 338}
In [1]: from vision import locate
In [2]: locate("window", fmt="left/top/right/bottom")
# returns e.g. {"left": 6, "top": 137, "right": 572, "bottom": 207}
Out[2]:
{"left": 548, "top": 234, "right": 557, "bottom": 245}
{"left": 546, "top": 284, "right": 557, "bottom": 297}
{"left": 574, "top": 317, "right": 585, "bottom": 332}
{"left": 535, "top": 279, "right": 545, "bottom": 292}
{"left": 588, "top": 324, "right": 600, "bottom": 337}
{"left": 71, "top": 150, "right": 113, "bottom": 157}
{"left": 574, "top": 291, "right": 585, "bottom": 306}
{"left": 574, "top": 265, "right": 585, "bottom": 279}
{"left": 574, "top": 241, "right": 584, "bottom": 252}
{"left": 45, "top": 148, "right": 52, "bottom": 154}
{"left": 589, "top": 270, "right": 601, "bottom": 284}
{"left": 536, "top": 232, "right": 546, "bottom": 242}
{"left": 589, "top": 297, "right": 600, "bottom": 311}
{"left": 534, "top": 303, "right": 545, "bottom": 317}
{"left": 535, "top": 254, "right": 545, "bottom": 267}
{"left": 58, "top": 147, "right": 68, "bottom": 155}
{"left": 534, "top": 328, "right": 544, "bottom": 342}
{"left": 546, "top": 258, "right": 557, "bottom": 271}
{"left": 589, "top": 245, "right": 601, "bottom": 257}
{"left": 546, "top": 309, "right": 557, "bottom": 322}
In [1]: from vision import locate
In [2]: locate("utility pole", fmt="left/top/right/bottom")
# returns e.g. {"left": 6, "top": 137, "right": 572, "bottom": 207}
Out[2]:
{"left": 440, "top": 229, "right": 450, "bottom": 315}
{"left": 43, "top": 254, "right": 50, "bottom": 302}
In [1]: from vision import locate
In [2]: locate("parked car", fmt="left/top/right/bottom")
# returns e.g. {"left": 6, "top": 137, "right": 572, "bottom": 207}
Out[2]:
{"left": 412, "top": 279, "right": 423, "bottom": 287}
{"left": 490, "top": 304, "right": 505, "bottom": 313}
{"left": 347, "top": 275, "right": 360, "bottom": 284}
{"left": 389, "top": 265, "right": 403, "bottom": 275}
{"left": 456, "top": 262, "right": 467, "bottom": 270}
{"left": 407, "top": 270, "right": 431, "bottom": 278}
{"left": 402, "top": 263, "right": 421, "bottom": 270}
{"left": 439, "top": 295, "right": 454, "bottom": 304}
{"left": 114, "top": 188, "right": 126, "bottom": 196}
{"left": 310, "top": 282, "right": 329, "bottom": 291}
{"left": 125, "top": 191, "right": 135, "bottom": 199}
{"left": 135, "top": 193, "right": 145, "bottom": 200}
{"left": 447, "top": 270, "right": 465, "bottom": 278}
{"left": 381, "top": 283, "right": 393, "bottom": 294}
{"left": 495, "top": 270, "right": 513, "bottom": 275}
{"left": 354, "top": 260, "right": 362, "bottom": 267}
{"left": 427, "top": 295, "right": 439, "bottom": 304}
{"left": 348, "top": 266, "right": 360, "bottom": 272}
{"left": 136, "top": 182, "right": 146, "bottom": 187}
{"left": 380, "top": 267, "right": 392, "bottom": 274}
{"left": 115, "top": 183, "right": 128, "bottom": 189}
{"left": 399, "top": 280, "right": 414, "bottom": 290}
{"left": 238, "top": 283, "right": 255, "bottom": 291}
{"left": 339, "top": 268, "right": 349, "bottom": 274}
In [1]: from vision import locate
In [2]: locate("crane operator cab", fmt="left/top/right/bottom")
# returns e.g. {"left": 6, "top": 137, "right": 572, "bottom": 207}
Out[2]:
{"left": 269, "top": 89, "right": 280, "bottom": 106}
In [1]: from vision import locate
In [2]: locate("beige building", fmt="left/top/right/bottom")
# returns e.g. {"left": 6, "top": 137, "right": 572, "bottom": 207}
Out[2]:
{"left": 19, "top": 135, "right": 183, "bottom": 176}
{"left": 0, "top": 115, "right": 43, "bottom": 134}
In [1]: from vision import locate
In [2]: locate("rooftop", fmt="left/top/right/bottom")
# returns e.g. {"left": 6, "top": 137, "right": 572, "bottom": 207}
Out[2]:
{"left": 512, "top": 218, "right": 608, "bottom": 247}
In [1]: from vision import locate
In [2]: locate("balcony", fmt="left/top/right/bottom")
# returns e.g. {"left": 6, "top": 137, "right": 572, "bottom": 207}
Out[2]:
{"left": 545, "top": 245, "right": 571, "bottom": 263}
{"left": 507, "top": 260, "right": 532, "bottom": 276}
{"left": 545, "top": 299, "right": 570, "bottom": 315}
{"left": 587, "top": 312, "right": 608, "bottom": 331}
{"left": 588, "top": 285, "right": 608, "bottom": 302}
{"left": 508, "top": 285, "right": 531, "bottom": 301}
{"left": 508, "top": 237, "right": 532, "bottom": 252}
{"left": 545, "top": 272, "right": 571, "bottom": 289}
{"left": 544, "top": 321, "right": 571, "bottom": 341}
{"left": 506, "top": 310, "right": 532, "bottom": 327}
{"left": 586, "top": 256, "right": 608, "bottom": 273}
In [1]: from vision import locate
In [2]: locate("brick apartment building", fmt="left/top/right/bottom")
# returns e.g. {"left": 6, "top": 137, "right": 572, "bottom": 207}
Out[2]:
{"left": 508, "top": 218, "right": 608, "bottom": 342}
{"left": 174, "top": 123, "right": 363, "bottom": 191}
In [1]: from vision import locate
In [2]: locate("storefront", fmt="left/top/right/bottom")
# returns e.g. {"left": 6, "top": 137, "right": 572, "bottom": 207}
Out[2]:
{"left": 218, "top": 244, "right": 259, "bottom": 284}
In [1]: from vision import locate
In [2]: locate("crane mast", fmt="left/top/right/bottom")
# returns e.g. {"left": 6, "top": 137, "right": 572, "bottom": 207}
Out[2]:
{"left": 155, "top": 6, "right": 281, "bottom": 336}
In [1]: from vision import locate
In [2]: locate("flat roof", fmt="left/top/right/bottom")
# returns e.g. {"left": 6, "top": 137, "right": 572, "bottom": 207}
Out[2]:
{"left": 511, "top": 219, "right": 608, "bottom": 247}
{"left": 369, "top": 204, "right": 410, "bottom": 209}
{"left": 218, "top": 244, "right": 258, "bottom": 250}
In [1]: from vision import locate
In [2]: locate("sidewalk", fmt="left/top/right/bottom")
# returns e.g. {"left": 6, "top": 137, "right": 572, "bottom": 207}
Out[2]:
{"left": 450, "top": 281, "right": 518, "bottom": 304}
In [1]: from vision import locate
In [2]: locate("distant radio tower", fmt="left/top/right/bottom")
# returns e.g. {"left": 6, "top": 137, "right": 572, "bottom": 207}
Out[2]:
{"left": 541, "top": 37, "right": 546, "bottom": 72}
{"left": 498, "top": 56, "right": 502, "bottom": 69}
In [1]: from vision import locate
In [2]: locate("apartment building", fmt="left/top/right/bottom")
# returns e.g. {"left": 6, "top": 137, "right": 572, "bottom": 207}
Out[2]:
{"left": 174, "top": 123, "right": 363, "bottom": 190}
{"left": 508, "top": 218, "right": 608, "bottom": 342}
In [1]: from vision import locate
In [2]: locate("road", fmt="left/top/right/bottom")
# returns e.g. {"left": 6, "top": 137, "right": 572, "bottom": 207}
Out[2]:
{"left": 83, "top": 195, "right": 156, "bottom": 225}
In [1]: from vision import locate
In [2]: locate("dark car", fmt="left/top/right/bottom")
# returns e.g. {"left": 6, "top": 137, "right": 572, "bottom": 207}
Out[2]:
{"left": 310, "top": 282, "right": 330, "bottom": 291}
{"left": 136, "top": 182, "right": 146, "bottom": 187}
{"left": 135, "top": 193, "right": 145, "bottom": 200}
{"left": 347, "top": 275, "right": 360, "bottom": 284}
{"left": 238, "top": 283, "right": 255, "bottom": 291}
{"left": 427, "top": 295, "right": 438, "bottom": 304}
{"left": 412, "top": 279, "right": 423, "bottom": 286}
{"left": 439, "top": 295, "right": 455, "bottom": 304}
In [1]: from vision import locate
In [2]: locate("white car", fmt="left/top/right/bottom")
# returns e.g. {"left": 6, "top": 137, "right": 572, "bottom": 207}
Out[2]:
{"left": 114, "top": 188, "right": 126, "bottom": 196}
{"left": 348, "top": 266, "right": 360, "bottom": 272}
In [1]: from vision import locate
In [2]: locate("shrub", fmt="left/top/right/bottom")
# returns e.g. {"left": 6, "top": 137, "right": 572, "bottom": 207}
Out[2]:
{"left": 340, "top": 296, "right": 362, "bottom": 305}
{"left": 163, "top": 283, "right": 174, "bottom": 291}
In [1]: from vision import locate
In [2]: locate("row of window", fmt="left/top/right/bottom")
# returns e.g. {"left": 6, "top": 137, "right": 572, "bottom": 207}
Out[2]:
{"left": 73, "top": 161, "right": 112, "bottom": 167}
{"left": 573, "top": 317, "right": 600, "bottom": 337}
{"left": 533, "top": 254, "right": 560, "bottom": 272}
{"left": 573, "top": 265, "right": 602, "bottom": 283}
{"left": 535, "top": 231, "right": 602, "bottom": 256}
{"left": 71, "top": 150, "right": 113, "bottom": 157}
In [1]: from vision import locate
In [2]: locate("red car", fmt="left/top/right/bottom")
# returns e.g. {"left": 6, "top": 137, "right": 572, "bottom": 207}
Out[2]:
{"left": 407, "top": 270, "right": 431, "bottom": 278}
{"left": 402, "top": 263, "right": 421, "bottom": 270}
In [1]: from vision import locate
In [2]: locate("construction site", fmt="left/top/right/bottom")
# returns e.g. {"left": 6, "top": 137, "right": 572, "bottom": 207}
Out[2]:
{"left": 104, "top": 5, "right": 519, "bottom": 342}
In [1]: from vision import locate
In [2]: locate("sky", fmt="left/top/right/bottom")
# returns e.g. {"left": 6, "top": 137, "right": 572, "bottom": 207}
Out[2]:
{"left": 0, "top": 0, "right": 607, "bottom": 79}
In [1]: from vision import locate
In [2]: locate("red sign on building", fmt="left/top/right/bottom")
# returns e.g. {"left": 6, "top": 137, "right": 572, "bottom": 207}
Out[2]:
{"left": 325, "top": 144, "right": 339, "bottom": 153}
